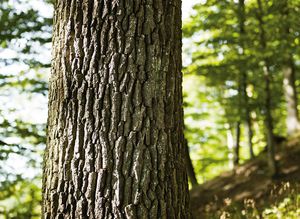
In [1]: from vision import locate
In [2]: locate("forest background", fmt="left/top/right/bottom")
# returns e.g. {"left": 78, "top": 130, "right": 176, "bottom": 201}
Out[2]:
{"left": 1, "top": 0, "right": 300, "bottom": 217}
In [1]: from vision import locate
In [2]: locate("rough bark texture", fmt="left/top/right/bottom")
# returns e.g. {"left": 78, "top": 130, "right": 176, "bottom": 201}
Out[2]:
{"left": 184, "top": 139, "right": 198, "bottom": 187}
{"left": 43, "top": 1, "right": 190, "bottom": 218}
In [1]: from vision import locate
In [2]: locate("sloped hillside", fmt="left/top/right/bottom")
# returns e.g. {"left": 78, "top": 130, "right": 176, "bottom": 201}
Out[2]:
{"left": 190, "top": 137, "right": 300, "bottom": 218}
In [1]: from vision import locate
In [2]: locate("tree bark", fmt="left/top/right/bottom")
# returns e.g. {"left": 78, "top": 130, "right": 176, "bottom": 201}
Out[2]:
{"left": 42, "top": 1, "right": 190, "bottom": 218}
{"left": 184, "top": 139, "right": 198, "bottom": 187}
{"left": 257, "top": 0, "right": 278, "bottom": 176}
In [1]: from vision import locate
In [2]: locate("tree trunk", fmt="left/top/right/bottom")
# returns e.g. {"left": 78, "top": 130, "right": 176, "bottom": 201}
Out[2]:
{"left": 234, "top": 121, "right": 241, "bottom": 166}
{"left": 257, "top": 0, "right": 278, "bottom": 176}
{"left": 263, "top": 64, "right": 278, "bottom": 176}
{"left": 226, "top": 125, "right": 234, "bottom": 169}
{"left": 243, "top": 74, "right": 254, "bottom": 159}
{"left": 238, "top": 0, "right": 254, "bottom": 160}
{"left": 184, "top": 139, "right": 198, "bottom": 187}
{"left": 245, "top": 117, "right": 254, "bottom": 159}
{"left": 42, "top": 1, "right": 190, "bottom": 218}
{"left": 283, "top": 62, "right": 299, "bottom": 135}
{"left": 281, "top": 0, "right": 300, "bottom": 135}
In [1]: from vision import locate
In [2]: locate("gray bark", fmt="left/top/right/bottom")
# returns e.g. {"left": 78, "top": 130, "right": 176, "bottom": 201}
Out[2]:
{"left": 42, "top": 1, "right": 190, "bottom": 218}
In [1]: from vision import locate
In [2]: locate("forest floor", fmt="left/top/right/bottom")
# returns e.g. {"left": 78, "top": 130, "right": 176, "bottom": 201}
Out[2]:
{"left": 189, "top": 135, "right": 300, "bottom": 218}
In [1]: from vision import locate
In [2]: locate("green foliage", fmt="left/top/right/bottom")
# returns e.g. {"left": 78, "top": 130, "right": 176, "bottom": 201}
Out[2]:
{"left": 0, "top": 178, "right": 41, "bottom": 219}
{"left": 0, "top": 0, "right": 52, "bottom": 218}
{"left": 183, "top": 0, "right": 300, "bottom": 182}
{"left": 184, "top": 74, "right": 232, "bottom": 182}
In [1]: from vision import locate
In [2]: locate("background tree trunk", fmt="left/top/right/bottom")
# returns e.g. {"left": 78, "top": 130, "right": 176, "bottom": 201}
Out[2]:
{"left": 184, "top": 139, "right": 198, "bottom": 187}
{"left": 42, "top": 1, "right": 190, "bottom": 218}
{"left": 283, "top": 62, "right": 299, "bottom": 135}
{"left": 281, "top": 0, "right": 300, "bottom": 135}
{"left": 263, "top": 64, "right": 278, "bottom": 176}
{"left": 226, "top": 124, "right": 235, "bottom": 169}
{"left": 238, "top": 0, "right": 254, "bottom": 160}
{"left": 257, "top": 0, "right": 278, "bottom": 176}
{"left": 234, "top": 121, "right": 241, "bottom": 166}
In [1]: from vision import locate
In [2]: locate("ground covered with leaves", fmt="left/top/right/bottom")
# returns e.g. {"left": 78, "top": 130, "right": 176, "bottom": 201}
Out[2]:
{"left": 190, "top": 137, "right": 300, "bottom": 218}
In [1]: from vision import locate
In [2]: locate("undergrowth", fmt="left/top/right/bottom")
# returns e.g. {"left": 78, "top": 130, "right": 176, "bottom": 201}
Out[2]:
{"left": 202, "top": 182, "right": 300, "bottom": 219}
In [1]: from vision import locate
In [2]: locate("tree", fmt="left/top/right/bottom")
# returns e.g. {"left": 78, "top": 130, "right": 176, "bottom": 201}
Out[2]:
{"left": 238, "top": 0, "right": 254, "bottom": 160}
{"left": 279, "top": 0, "right": 300, "bottom": 135}
{"left": 256, "top": 0, "right": 278, "bottom": 176}
{"left": 184, "top": 0, "right": 256, "bottom": 168}
{"left": 184, "top": 139, "right": 198, "bottom": 187}
{"left": 235, "top": 0, "right": 255, "bottom": 166}
{"left": 234, "top": 121, "right": 241, "bottom": 166}
{"left": 42, "top": 1, "right": 190, "bottom": 218}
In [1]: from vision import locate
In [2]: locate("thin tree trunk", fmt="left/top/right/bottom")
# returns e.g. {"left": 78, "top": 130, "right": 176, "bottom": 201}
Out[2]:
{"left": 257, "top": 0, "right": 278, "bottom": 176}
{"left": 243, "top": 74, "right": 255, "bottom": 159}
{"left": 235, "top": 51, "right": 242, "bottom": 167}
{"left": 42, "top": 1, "right": 190, "bottom": 218}
{"left": 226, "top": 124, "right": 235, "bottom": 169}
{"left": 283, "top": 62, "right": 299, "bottom": 135}
{"left": 238, "top": 0, "right": 254, "bottom": 159}
{"left": 234, "top": 121, "right": 241, "bottom": 166}
{"left": 281, "top": 0, "right": 300, "bottom": 135}
{"left": 263, "top": 64, "right": 278, "bottom": 176}
{"left": 184, "top": 139, "right": 198, "bottom": 187}
{"left": 246, "top": 119, "right": 254, "bottom": 159}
